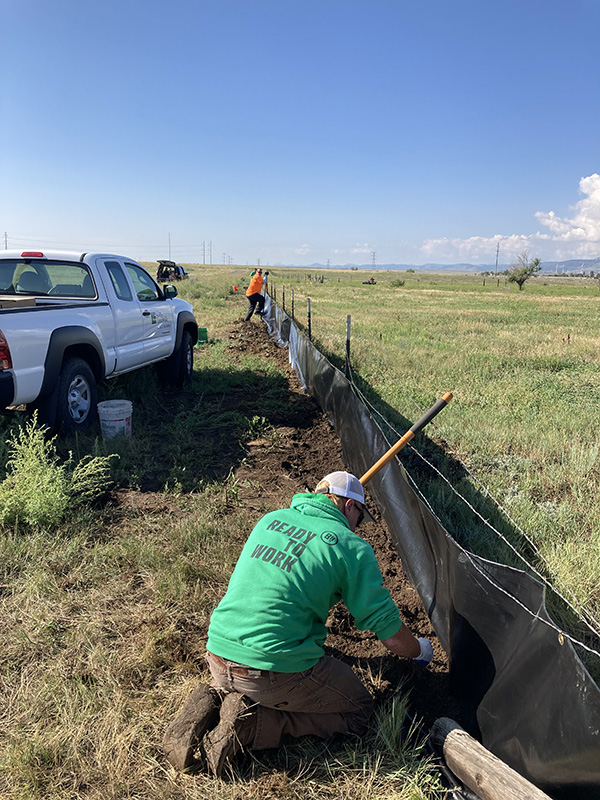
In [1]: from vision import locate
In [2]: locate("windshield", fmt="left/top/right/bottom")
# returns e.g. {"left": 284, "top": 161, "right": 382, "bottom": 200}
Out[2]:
{"left": 0, "top": 260, "right": 96, "bottom": 298}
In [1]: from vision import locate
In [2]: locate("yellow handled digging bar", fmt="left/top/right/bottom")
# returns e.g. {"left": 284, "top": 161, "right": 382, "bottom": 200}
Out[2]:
{"left": 360, "top": 392, "right": 453, "bottom": 486}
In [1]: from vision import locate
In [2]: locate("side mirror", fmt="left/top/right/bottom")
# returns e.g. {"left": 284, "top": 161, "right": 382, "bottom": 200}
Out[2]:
{"left": 163, "top": 284, "right": 178, "bottom": 299}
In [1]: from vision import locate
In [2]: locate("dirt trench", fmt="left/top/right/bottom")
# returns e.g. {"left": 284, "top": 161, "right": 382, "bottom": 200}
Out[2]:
{"left": 217, "top": 318, "right": 458, "bottom": 729}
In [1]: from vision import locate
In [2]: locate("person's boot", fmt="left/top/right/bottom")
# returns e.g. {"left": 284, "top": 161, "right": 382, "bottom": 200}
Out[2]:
{"left": 163, "top": 685, "right": 221, "bottom": 771}
{"left": 204, "top": 692, "right": 258, "bottom": 777}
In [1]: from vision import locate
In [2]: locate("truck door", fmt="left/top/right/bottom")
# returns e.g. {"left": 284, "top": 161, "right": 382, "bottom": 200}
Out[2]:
{"left": 123, "top": 262, "right": 176, "bottom": 361}
{"left": 100, "top": 259, "right": 148, "bottom": 371}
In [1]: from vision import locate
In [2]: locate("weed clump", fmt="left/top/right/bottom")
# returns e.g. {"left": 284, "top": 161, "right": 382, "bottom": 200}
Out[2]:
{"left": 0, "top": 415, "right": 116, "bottom": 530}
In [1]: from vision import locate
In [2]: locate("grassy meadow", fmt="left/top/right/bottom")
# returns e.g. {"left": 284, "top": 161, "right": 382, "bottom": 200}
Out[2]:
{"left": 0, "top": 262, "right": 598, "bottom": 799}
{"left": 263, "top": 267, "right": 600, "bottom": 647}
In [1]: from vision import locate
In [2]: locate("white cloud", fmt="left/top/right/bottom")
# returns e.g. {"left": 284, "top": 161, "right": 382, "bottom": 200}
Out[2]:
{"left": 294, "top": 243, "right": 311, "bottom": 255}
{"left": 535, "top": 173, "right": 600, "bottom": 243}
{"left": 421, "top": 174, "right": 600, "bottom": 263}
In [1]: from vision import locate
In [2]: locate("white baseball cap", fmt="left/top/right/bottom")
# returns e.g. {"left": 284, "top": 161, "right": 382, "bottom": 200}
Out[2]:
{"left": 315, "top": 471, "right": 375, "bottom": 519}
{"left": 315, "top": 471, "right": 364, "bottom": 502}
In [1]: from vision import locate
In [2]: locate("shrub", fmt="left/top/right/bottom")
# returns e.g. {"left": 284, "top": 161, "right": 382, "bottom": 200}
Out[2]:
{"left": 0, "top": 415, "right": 116, "bottom": 530}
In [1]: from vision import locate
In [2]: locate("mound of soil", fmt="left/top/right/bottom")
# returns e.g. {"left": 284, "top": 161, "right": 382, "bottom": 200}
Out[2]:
{"left": 218, "top": 318, "right": 458, "bottom": 729}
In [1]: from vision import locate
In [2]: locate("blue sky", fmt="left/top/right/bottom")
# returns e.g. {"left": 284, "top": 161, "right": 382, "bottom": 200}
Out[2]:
{"left": 2, "top": 0, "right": 599, "bottom": 266}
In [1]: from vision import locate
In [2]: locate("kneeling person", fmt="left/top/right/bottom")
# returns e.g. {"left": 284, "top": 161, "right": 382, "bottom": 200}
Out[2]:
{"left": 163, "top": 470, "right": 433, "bottom": 775}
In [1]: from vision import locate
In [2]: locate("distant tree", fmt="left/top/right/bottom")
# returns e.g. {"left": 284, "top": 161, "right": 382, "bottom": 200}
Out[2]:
{"left": 507, "top": 252, "right": 541, "bottom": 291}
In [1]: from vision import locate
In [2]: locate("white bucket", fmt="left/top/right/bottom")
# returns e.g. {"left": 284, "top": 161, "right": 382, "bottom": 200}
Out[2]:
{"left": 97, "top": 400, "right": 132, "bottom": 439}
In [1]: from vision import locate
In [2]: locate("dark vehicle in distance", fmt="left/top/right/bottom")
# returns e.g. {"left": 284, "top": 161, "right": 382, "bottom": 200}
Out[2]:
{"left": 157, "top": 260, "right": 189, "bottom": 282}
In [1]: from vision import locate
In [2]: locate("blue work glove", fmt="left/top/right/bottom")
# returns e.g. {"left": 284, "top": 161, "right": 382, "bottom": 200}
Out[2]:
{"left": 414, "top": 638, "right": 433, "bottom": 667}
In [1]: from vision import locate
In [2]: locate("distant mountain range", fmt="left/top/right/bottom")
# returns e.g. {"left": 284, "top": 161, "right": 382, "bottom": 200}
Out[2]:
{"left": 293, "top": 257, "right": 600, "bottom": 273}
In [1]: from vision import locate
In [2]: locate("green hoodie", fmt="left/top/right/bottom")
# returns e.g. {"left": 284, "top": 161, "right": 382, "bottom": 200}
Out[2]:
{"left": 206, "top": 493, "right": 401, "bottom": 672}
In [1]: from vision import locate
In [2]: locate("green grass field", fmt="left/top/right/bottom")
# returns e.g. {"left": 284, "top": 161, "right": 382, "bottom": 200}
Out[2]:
{"left": 0, "top": 263, "right": 598, "bottom": 799}
{"left": 259, "top": 267, "right": 600, "bottom": 639}
{"left": 179, "top": 264, "right": 600, "bottom": 659}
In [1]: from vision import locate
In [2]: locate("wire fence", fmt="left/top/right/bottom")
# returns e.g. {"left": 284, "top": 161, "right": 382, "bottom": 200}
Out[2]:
{"left": 266, "top": 283, "right": 600, "bottom": 662}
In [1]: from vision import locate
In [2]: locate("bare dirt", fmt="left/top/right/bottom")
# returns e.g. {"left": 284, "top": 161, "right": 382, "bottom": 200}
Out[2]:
{"left": 204, "top": 318, "right": 458, "bottom": 730}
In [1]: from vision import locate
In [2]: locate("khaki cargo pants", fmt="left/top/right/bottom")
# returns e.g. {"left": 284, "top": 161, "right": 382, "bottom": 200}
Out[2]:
{"left": 206, "top": 651, "right": 373, "bottom": 751}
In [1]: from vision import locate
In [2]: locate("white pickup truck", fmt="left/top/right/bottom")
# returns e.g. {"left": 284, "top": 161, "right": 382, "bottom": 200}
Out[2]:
{"left": 0, "top": 249, "right": 199, "bottom": 432}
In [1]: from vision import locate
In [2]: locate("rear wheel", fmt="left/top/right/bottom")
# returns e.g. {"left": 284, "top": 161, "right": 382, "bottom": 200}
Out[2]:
{"left": 55, "top": 357, "right": 97, "bottom": 432}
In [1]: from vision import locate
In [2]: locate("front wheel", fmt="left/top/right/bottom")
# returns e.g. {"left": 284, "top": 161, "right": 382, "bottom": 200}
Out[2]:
{"left": 55, "top": 357, "right": 97, "bottom": 433}
{"left": 174, "top": 330, "right": 194, "bottom": 386}
{"left": 159, "top": 330, "right": 194, "bottom": 387}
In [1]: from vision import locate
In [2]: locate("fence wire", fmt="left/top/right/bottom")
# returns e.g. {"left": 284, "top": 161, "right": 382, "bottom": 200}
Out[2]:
{"left": 269, "top": 285, "right": 600, "bottom": 659}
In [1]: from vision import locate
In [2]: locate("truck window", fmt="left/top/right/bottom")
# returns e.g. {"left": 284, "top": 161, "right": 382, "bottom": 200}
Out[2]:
{"left": 124, "top": 263, "right": 160, "bottom": 302}
{"left": 105, "top": 261, "right": 133, "bottom": 301}
{"left": 1, "top": 260, "right": 95, "bottom": 297}
{"left": 44, "top": 262, "right": 95, "bottom": 297}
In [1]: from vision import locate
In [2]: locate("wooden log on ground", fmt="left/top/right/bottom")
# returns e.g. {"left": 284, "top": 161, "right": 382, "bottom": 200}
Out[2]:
{"left": 431, "top": 717, "right": 552, "bottom": 800}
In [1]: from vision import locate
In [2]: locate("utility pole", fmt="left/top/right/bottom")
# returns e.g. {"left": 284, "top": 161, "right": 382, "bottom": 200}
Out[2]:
{"left": 208, "top": 241, "right": 212, "bottom": 265}
{"left": 201, "top": 241, "right": 205, "bottom": 265}
{"left": 495, "top": 241, "right": 500, "bottom": 277}
{"left": 371, "top": 251, "right": 376, "bottom": 268}
{"left": 222, "top": 252, "right": 226, "bottom": 265}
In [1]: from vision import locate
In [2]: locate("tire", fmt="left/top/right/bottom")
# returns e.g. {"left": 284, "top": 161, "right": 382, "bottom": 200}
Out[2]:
{"left": 175, "top": 330, "right": 194, "bottom": 386}
{"left": 55, "top": 357, "right": 97, "bottom": 433}
{"left": 160, "top": 330, "right": 194, "bottom": 387}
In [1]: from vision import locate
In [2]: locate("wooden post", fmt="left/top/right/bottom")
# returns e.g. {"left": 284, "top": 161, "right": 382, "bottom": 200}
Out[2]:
{"left": 430, "top": 718, "right": 552, "bottom": 800}
{"left": 282, "top": 286, "right": 286, "bottom": 313}
{"left": 307, "top": 298, "right": 312, "bottom": 341}
{"left": 291, "top": 289, "right": 294, "bottom": 320}
{"left": 345, "top": 315, "right": 351, "bottom": 379}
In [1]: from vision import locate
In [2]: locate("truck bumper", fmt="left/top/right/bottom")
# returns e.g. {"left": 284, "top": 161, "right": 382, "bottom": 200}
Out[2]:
{"left": 0, "top": 371, "right": 15, "bottom": 408}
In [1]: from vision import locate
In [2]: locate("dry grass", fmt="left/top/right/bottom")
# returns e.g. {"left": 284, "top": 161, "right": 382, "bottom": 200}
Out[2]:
{"left": 0, "top": 486, "right": 442, "bottom": 799}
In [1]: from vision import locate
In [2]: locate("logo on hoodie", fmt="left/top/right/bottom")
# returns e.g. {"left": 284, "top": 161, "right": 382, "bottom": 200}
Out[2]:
{"left": 321, "top": 531, "right": 338, "bottom": 546}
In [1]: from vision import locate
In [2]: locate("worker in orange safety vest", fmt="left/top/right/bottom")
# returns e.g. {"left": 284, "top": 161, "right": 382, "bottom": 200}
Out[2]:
{"left": 244, "top": 268, "right": 265, "bottom": 321}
